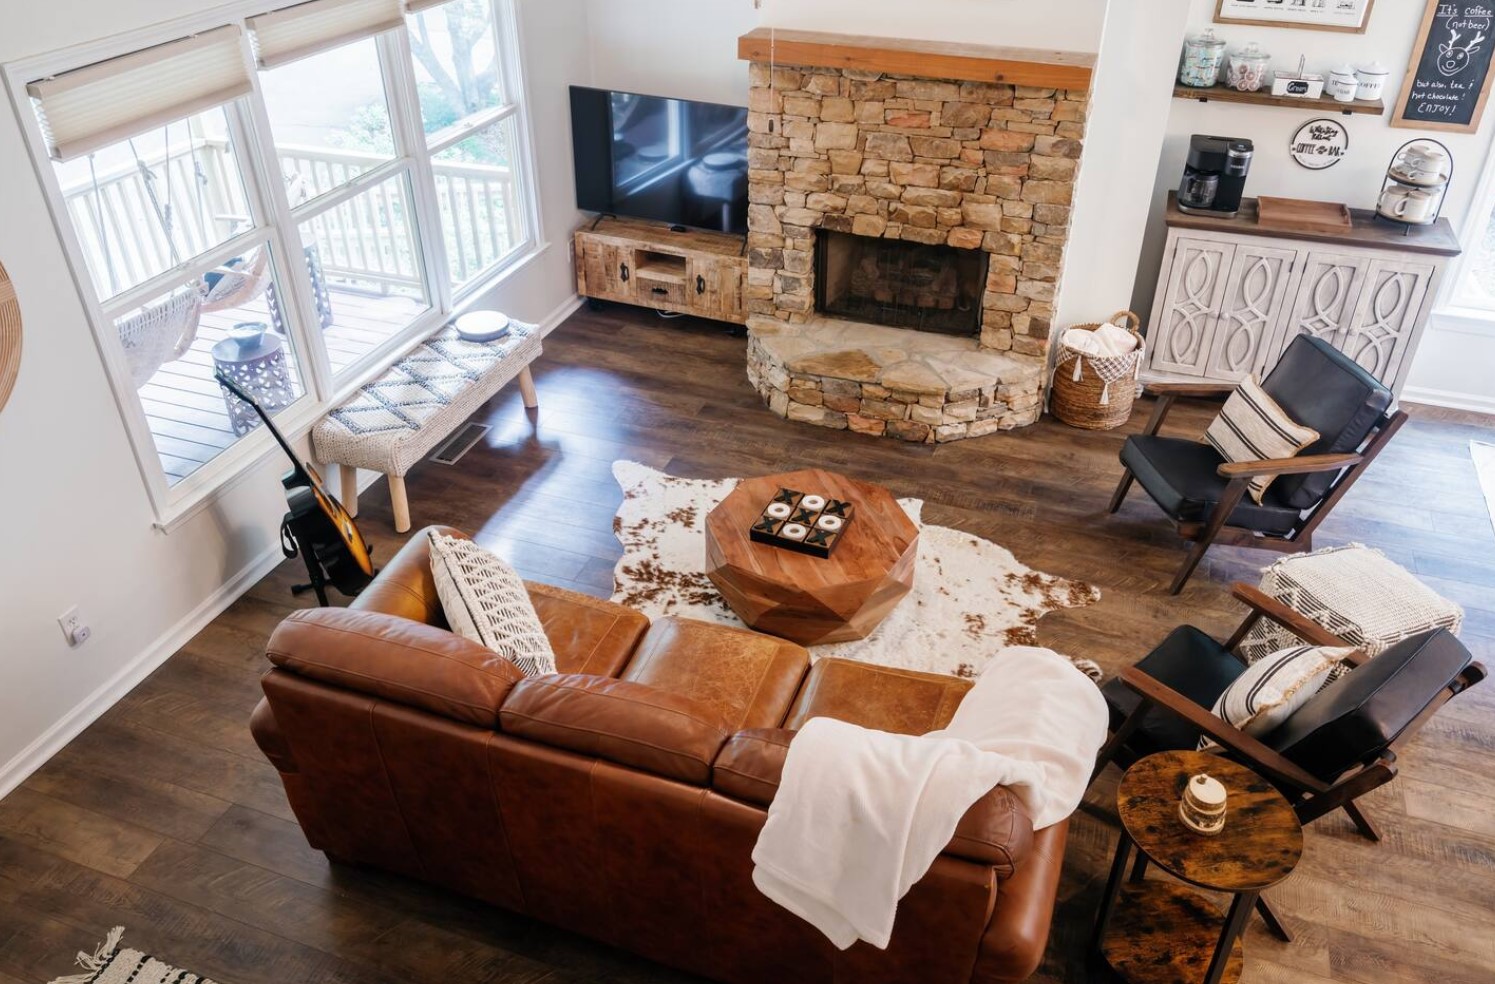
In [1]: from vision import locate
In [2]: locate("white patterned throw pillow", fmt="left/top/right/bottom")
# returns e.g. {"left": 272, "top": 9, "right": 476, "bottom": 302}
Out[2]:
{"left": 1204, "top": 374, "right": 1320, "bottom": 504}
{"left": 429, "top": 532, "right": 557, "bottom": 676}
{"left": 1202, "top": 643, "right": 1355, "bottom": 749}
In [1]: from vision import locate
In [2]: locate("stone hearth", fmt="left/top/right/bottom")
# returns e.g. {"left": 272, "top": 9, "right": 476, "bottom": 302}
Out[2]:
{"left": 741, "top": 34, "right": 1091, "bottom": 442}
{"left": 748, "top": 316, "right": 1044, "bottom": 442}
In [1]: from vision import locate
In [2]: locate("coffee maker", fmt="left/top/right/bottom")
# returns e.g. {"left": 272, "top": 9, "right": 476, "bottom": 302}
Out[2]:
{"left": 1177, "top": 135, "right": 1254, "bottom": 217}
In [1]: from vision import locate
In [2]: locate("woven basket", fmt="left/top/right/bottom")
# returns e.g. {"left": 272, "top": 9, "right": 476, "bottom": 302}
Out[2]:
{"left": 1050, "top": 310, "right": 1143, "bottom": 431}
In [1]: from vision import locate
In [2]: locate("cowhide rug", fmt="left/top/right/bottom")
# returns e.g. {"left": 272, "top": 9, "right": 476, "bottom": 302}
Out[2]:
{"left": 610, "top": 461, "right": 1103, "bottom": 681}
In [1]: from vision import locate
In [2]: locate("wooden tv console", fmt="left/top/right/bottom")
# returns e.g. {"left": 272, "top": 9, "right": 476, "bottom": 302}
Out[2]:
{"left": 574, "top": 216, "right": 748, "bottom": 325}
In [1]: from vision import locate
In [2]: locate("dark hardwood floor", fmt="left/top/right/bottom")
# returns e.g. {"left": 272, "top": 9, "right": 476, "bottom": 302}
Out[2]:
{"left": 3, "top": 305, "right": 1493, "bottom": 984}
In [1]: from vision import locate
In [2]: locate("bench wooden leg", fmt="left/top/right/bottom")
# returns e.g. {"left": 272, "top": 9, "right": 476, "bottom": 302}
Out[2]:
{"left": 389, "top": 474, "right": 411, "bottom": 533}
{"left": 340, "top": 465, "right": 359, "bottom": 517}
{"left": 518, "top": 365, "right": 538, "bottom": 409}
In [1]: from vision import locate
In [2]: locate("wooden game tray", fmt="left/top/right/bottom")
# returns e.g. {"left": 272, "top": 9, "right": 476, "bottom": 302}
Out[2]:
{"left": 748, "top": 487, "right": 856, "bottom": 558}
{"left": 1256, "top": 196, "right": 1354, "bottom": 235}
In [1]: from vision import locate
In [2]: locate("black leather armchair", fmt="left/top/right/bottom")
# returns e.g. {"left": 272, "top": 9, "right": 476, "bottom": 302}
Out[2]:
{"left": 1092, "top": 583, "right": 1486, "bottom": 845}
{"left": 1109, "top": 335, "right": 1407, "bottom": 593}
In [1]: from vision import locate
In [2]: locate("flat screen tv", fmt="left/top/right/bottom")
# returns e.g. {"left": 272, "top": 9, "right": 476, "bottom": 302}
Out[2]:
{"left": 570, "top": 85, "right": 749, "bottom": 235}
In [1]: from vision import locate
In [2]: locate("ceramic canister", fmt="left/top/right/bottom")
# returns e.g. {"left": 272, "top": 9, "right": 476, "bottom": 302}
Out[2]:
{"left": 1355, "top": 61, "right": 1390, "bottom": 101}
{"left": 1328, "top": 65, "right": 1359, "bottom": 102}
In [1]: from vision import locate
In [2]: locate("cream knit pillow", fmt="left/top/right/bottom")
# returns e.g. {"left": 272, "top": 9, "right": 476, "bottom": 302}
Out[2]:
{"left": 1204, "top": 375, "right": 1320, "bottom": 504}
{"left": 429, "top": 532, "right": 557, "bottom": 676}
{"left": 1202, "top": 643, "right": 1355, "bottom": 749}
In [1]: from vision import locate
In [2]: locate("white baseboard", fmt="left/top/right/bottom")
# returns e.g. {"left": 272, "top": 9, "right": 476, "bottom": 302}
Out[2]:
{"left": 540, "top": 295, "right": 585, "bottom": 337}
{"left": 1401, "top": 385, "right": 1495, "bottom": 416}
{"left": 0, "top": 541, "right": 288, "bottom": 801}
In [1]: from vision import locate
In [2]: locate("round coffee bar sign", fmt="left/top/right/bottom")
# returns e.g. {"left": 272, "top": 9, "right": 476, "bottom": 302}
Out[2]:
{"left": 1291, "top": 118, "right": 1349, "bottom": 170}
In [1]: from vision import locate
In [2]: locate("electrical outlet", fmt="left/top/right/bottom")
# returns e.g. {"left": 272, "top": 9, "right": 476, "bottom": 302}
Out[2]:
{"left": 58, "top": 607, "right": 91, "bottom": 648}
{"left": 567, "top": 239, "right": 576, "bottom": 266}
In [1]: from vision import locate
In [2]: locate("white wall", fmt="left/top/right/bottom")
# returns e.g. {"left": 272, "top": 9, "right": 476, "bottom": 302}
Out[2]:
{"left": 1136, "top": 0, "right": 1495, "bottom": 409}
{"left": 585, "top": 0, "right": 754, "bottom": 106}
{"left": 757, "top": 0, "right": 1108, "bottom": 52}
{"left": 0, "top": 0, "right": 590, "bottom": 796}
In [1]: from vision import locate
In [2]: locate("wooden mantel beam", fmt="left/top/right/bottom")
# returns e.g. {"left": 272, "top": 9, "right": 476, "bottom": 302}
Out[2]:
{"left": 737, "top": 27, "right": 1095, "bottom": 91}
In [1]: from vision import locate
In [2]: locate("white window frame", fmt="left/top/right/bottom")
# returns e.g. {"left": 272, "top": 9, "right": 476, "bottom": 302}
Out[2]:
{"left": 1433, "top": 140, "right": 1495, "bottom": 337}
{"left": 2, "top": 0, "right": 545, "bottom": 529}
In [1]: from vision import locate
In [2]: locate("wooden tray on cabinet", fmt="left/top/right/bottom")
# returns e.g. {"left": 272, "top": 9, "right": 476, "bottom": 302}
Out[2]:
{"left": 1255, "top": 197, "right": 1353, "bottom": 236}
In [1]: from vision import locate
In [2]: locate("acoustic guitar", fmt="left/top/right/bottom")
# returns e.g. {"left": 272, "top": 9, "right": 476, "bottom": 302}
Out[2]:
{"left": 214, "top": 370, "right": 375, "bottom": 595}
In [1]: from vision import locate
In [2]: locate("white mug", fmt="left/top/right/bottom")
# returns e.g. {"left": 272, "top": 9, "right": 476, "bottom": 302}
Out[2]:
{"left": 1379, "top": 187, "right": 1435, "bottom": 223}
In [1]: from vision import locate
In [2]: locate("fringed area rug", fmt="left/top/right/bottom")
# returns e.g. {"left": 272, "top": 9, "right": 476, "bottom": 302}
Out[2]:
{"left": 48, "top": 928, "right": 220, "bottom": 984}
{"left": 610, "top": 461, "right": 1103, "bottom": 681}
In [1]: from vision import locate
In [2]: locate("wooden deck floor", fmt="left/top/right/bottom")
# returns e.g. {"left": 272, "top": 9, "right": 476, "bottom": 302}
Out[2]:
{"left": 140, "top": 288, "right": 426, "bottom": 483}
{"left": 3, "top": 305, "right": 1493, "bottom": 984}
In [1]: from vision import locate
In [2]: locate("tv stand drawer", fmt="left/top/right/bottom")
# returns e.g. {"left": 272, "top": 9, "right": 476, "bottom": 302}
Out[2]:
{"left": 638, "top": 276, "right": 686, "bottom": 307}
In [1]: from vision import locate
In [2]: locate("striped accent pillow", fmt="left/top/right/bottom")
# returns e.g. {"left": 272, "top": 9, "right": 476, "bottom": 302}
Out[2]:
{"left": 1204, "top": 375, "right": 1320, "bottom": 504}
{"left": 1202, "top": 643, "right": 1356, "bottom": 749}
{"left": 429, "top": 532, "right": 557, "bottom": 676}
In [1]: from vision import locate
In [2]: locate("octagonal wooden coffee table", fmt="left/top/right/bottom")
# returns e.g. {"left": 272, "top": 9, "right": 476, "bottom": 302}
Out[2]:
{"left": 705, "top": 468, "right": 918, "bottom": 645}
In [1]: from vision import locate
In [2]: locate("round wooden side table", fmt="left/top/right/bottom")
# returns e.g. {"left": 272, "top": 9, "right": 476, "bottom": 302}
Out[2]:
{"left": 1090, "top": 750, "right": 1303, "bottom": 984}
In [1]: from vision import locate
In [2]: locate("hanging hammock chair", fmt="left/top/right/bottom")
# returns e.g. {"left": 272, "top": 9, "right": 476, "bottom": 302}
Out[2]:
{"left": 96, "top": 122, "right": 275, "bottom": 388}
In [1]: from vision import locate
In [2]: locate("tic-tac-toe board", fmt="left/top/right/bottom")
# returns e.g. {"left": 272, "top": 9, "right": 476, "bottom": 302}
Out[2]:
{"left": 748, "top": 487, "right": 856, "bottom": 558}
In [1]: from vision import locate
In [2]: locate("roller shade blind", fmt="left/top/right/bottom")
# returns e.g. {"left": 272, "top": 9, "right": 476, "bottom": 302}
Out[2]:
{"left": 26, "top": 26, "right": 252, "bottom": 162}
{"left": 249, "top": 0, "right": 406, "bottom": 68}
{"left": 404, "top": 0, "right": 460, "bottom": 13}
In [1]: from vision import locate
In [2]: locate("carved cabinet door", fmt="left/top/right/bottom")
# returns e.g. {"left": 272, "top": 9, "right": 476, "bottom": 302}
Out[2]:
{"left": 1150, "top": 237, "right": 1235, "bottom": 377}
{"left": 1338, "top": 258, "right": 1436, "bottom": 386}
{"left": 689, "top": 256, "right": 747, "bottom": 324}
{"left": 580, "top": 239, "right": 637, "bottom": 302}
{"left": 1269, "top": 250, "right": 1372, "bottom": 366}
{"left": 1205, "top": 243, "right": 1300, "bottom": 382}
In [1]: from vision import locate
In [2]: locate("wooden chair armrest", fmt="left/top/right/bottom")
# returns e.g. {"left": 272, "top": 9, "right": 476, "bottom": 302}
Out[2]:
{"left": 1229, "top": 583, "right": 1358, "bottom": 654}
{"left": 1145, "top": 382, "right": 1237, "bottom": 398}
{"left": 1216, "top": 453, "right": 1362, "bottom": 479}
{"left": 1117, "top": 667, "right": 1330, "bottom": 794}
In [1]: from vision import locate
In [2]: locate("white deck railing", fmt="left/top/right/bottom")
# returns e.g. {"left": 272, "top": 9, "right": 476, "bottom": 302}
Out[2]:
{"left": 63, "top": 139, "right": 519, "bottom": 300}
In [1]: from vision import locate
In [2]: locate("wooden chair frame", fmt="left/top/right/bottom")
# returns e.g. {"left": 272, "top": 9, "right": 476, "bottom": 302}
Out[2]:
{"left": 1093, "top": 582, "right": 1487, "bottom": 843}
{"left": 1108, "top": 382, "right": 1410, "bottom": 594}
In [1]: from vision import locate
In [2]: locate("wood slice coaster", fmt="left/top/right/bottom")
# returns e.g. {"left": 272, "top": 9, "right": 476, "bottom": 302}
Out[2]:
{"left": 1119, "top": 751, "right": 1303, "bottom": 893}
{"left": 1100, "top": 881, "right": 1244, "bottom": 984}
{"left": 705, "top": 468, "right": 918, "bottom": 645}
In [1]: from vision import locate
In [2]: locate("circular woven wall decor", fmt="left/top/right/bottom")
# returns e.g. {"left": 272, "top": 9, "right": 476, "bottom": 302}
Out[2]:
{"left": 0, "top": 260, "right": 19, "bottom": 414}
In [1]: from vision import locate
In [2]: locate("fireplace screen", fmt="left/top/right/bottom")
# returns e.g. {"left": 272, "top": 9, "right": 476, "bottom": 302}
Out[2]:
{"left": 814, "top": 230, "right": 988, "bottom": 336}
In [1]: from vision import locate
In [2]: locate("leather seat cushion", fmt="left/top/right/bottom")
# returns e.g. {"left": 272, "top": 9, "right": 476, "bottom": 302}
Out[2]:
{"left": 1262, "top": 335, "right": 1393, "bottom": 509}
{"left": 499, "top": 674, "right": 730, "bottom": 785}
{"left": 1100, "top": 625, "right": 1246, "bottom": 753}
{"left": 1121, "top": 435, "right": 1304, "bottom": 535}
{"left": 622, "top": 617, "right": 809, "bottom": 731}
{"left": 782, "top": 658, "right": 971, "bottom": 734}
{"left": 712, "top": 728, "right": 1034, "bottom": 874}
{"left": 266, "top": 607, "right": 523, "bottom": 728}
{"left": 527, "top": 582, "right": 649, "bottom": 678}
{"left": 1268, "top": 628, "right": 1472, "bottom": 781}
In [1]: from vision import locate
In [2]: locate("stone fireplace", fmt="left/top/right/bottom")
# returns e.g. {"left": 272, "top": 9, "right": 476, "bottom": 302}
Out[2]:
{"left": 738, "top": 30, "right": 1093, "bottom": 442}
{"left": 816, "top": 230, "right": 987, "bottom": 336}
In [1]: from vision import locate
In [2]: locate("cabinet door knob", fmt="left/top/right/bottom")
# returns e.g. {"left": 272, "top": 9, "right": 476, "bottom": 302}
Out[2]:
{"left": 696, "top": 275, "right": 706, "bottom": 294}
{"left": 620, "top": 263, "right": 629, "bottom": 282}
{"left": 651, "top": 286, "right": 669, "bottom": 295}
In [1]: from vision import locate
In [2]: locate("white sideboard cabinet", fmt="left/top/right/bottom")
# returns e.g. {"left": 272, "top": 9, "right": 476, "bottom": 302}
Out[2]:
{"left": 1144, "top": 195, "right": 1462, "bottom": 395}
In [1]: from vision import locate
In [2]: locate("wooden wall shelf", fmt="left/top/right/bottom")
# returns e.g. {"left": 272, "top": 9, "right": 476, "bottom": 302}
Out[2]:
{"left": 1173, "top": 84, "right": 1384, "bottom": 116}
{"left": 738, "top": 28, "right": 1095, "bottom": 90}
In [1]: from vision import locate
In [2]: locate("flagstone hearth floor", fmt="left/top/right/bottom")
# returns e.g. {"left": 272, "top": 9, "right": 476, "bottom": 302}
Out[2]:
{"left": 747, "top": 315, "right": 1046, "bottom": 443}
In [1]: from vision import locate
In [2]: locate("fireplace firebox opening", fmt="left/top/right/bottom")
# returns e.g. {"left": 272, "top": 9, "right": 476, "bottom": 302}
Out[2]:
{"left": 814, "top": 230, "right": 989, "bottom": 337}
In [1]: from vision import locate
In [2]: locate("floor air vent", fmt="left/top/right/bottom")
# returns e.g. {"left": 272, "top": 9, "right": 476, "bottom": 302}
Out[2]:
{"left": 430, "top": 422, "right": 490, "bottom": 464}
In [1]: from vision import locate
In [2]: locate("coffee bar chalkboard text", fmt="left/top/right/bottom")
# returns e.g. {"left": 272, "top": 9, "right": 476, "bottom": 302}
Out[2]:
{"left": 1394, "top": 1, "right": 1495, "bottom": 132}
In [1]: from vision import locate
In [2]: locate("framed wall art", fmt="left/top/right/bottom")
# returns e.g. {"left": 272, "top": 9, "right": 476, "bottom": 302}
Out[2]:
{"left": 1214, "top": 0, "right": 1376, "bottom": 35}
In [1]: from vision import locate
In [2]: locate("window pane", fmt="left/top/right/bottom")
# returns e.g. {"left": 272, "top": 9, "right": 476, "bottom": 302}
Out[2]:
{"left": 116, "top": 244, "right": 306, "bottom": 485}
{"left": 262, "top": 37, "right": 395, "bottom": 201}
{"left": 53, "top": 106, "right": 251, "bottom": 300}
{"left": 298, "top": 172, "right": 430, "bottom": 375}
{"left": 1455, "top": 203, "right": 1495, "bottom": 309}
{"left": 408, "top": 0, "right": 503, "bottom": 138}
{"left": 433, "top": 117, "right": 526, "bottom": 286}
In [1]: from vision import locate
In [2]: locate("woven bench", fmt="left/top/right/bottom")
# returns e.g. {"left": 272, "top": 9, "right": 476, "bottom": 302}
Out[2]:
{"left": 312, "top": 320, "right": 541, "bottom": 532}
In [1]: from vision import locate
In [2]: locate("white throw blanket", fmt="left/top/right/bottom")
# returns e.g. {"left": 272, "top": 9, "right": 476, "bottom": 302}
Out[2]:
{"left": 751, "top": 647, "right": 1108, "bottom": 950}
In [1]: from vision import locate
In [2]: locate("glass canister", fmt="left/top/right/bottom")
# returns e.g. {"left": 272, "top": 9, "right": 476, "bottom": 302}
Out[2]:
{"left": 1180, "top": 29, "right": 1228, "bottom": 88}
{"left": 1225, "top": 43, "right": 1271, "bottom": 92}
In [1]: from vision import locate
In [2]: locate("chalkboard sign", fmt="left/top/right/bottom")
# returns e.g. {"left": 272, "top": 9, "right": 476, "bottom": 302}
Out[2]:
{"left": 1393, "top": 0, "right": 1495, "bottom": 133}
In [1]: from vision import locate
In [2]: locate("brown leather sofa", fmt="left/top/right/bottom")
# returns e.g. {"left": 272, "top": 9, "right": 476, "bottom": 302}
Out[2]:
{"left": 251, "top": 526, "right": 1070, "bottom": 984}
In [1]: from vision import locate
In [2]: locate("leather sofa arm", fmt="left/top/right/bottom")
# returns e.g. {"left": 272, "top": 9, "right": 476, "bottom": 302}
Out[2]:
{"left": 349, "top": 524, "right": 468, "bottom": 625}
{"left": 500, "top": 674, "right": 731, "bottom": 784}
{"left": 250, "top": 696, "right": 297, "bottom": 773}
{"left": 266, "top": 607, "right": 523, "bottom": 728}
{"left": 711, "top": 729, "right": 1035, "bottom": 874}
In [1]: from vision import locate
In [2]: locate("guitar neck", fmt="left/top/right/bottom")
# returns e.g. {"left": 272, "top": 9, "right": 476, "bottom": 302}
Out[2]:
{"left": 214, "top": 370, "right": 312, "bottom": 484}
